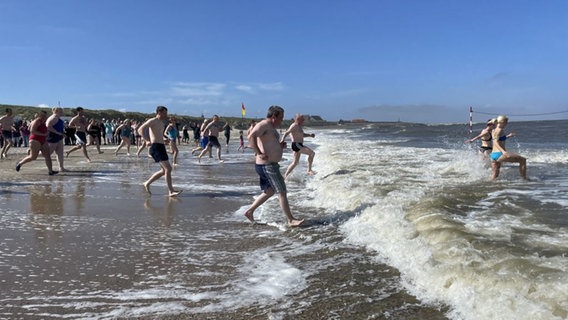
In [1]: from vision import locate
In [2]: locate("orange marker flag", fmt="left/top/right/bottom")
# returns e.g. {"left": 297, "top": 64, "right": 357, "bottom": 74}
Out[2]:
{"left": 241, "top": 102, "right": 246, "bottom": 117}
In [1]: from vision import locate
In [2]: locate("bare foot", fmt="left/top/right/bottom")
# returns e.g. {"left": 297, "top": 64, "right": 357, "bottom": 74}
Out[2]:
{"left": 288, "top": 219, "right": 304, "bottom": 227}
{"left": 168, "top": 190, "right": 183, "bottom": 197}
{"left": 307, "top": 170, "right": 316, "bottom": 176}
{"left": 219, "top": 159, "right": 225, "bottom": 163}
{"left": 244, "top": 210, "right": 255, "bottom": 223}
{"left": 143, "top": 182, "right": 151, "bottom": 195}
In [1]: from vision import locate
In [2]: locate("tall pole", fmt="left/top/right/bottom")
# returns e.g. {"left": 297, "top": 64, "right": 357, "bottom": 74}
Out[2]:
{"left": 469, "top": 106, "right": 473, "bottom": 133}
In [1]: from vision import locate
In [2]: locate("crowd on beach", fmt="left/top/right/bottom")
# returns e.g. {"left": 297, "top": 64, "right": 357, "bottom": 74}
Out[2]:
{"left": 0, "top": 105, "right": 319, "bottom": 227}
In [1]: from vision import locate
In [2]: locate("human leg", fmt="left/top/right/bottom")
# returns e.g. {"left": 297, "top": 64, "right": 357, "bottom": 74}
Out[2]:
{"left": 244, "top": 188, "right": 275, "bottom": 222}
{"left": 159, "top": 160, "right": 181, "bottom": 196}
{"left": 284, "top": 152, "right": 301, "bottom": 179}
{"left": 278, "top": 192, "right": 304, "bottom": 226}
{"left": 17, "top": 140, "right": 41, "bottom": 168}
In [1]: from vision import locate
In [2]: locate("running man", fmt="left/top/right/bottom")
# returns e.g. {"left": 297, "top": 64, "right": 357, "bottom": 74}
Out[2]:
{"left": 244, "top": 105, "right": 304, "bottom": 227}
{"left": 137, "top": 106, "right": 182, "bottom": 197}
{"left": 0, "top": 108, "right": 16, "bottom": 158}
{"left": 65, "top": 107, "right": 92, "bottom": 162}
{"left": 280, "top": 113, "right": 316, "bottom": 178}
{"left": 197, "top": 115, "right": 224, "bottom": 163}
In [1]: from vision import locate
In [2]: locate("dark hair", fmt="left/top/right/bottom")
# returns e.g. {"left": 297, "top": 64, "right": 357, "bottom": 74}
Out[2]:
{"left": 156, "top": 105, "right": 168, "bottom": 113}
{"left": 76, "top": 107, "right": 84, "bottom": 112}
{"left": 266, "top": 105, "right": 284, "bottom": 118}
{"left": 6, "top": 108, "right": 12, "bottom": 113}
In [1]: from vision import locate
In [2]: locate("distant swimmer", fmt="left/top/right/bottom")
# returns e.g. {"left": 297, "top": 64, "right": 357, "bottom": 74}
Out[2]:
{"left": 137, "top": 106, "right": 183, "bottom": 197}
{"left": 490, "top": 115, "right": 527, "bottom": 180}
{"left": 467, "top": 118, "right": 496, "bottom": 157}
{"left": 244, "top": 105, "right": 304, "bottom": 227}
{"left": 280, "top": 113, "right": 316, "bottom": 178}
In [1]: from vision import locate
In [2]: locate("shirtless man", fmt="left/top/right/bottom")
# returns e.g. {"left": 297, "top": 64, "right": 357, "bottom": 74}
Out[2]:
{"left": 137, "top": 106, "right": 182, "bottom": 197}
{"left": 0, "top": 108, "right": 16, "bottom": 158}
{"left": 197, "top": 115, "right": 223, "bottom": 163}
{"left": 244, "top": 105, "right": 304, "bottom": 227}
{"left": 65, "top": 107, "right": 92, "bottom": 162}
{"left": 280, "top": 113, "right": 316, "bottom": 178}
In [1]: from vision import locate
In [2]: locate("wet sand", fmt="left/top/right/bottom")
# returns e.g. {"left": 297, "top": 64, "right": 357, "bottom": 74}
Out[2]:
{"left": 0, "top": 144, "right": 448, "bottom": 319}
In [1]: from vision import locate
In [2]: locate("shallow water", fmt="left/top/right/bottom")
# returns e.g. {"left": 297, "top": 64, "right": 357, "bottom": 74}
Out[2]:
{"left": 2, "top": 119, "right": 566, "bottom": 319}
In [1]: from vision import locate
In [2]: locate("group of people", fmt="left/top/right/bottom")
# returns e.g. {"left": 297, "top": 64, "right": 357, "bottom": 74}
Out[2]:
{"left": 7, "top": 105, "right": 318, "bottom": 227}
{"left": 468, "top": 115, "right": 527, "bottom": 180}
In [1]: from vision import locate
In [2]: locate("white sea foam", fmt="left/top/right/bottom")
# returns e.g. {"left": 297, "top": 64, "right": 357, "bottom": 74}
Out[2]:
{"left": 307, "top": 129, "right": 568, "bottom": 320}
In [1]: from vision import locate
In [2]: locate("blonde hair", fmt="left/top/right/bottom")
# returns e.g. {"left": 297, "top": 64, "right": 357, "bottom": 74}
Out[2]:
{"left": 497, "top": 115, "right": 508, "bottom": 123}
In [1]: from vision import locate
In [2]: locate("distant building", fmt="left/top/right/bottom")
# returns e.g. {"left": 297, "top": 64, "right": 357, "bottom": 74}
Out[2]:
{"left": 351, "top": 118, "right": 368, "bottom": 123}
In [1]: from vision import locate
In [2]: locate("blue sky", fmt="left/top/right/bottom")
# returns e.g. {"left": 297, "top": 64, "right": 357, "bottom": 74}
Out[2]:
{"left": 1, "top": 0, "right": 568, "bottom": 124}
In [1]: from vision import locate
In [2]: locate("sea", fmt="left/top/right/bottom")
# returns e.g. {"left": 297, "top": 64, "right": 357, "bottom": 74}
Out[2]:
{"left": 0, "top": 119, "right": 567, "bottom": 320}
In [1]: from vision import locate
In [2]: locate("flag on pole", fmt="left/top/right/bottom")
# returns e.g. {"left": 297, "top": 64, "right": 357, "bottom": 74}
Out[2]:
{"left": 241, "top": 102, "right": 246, "bottom": 117}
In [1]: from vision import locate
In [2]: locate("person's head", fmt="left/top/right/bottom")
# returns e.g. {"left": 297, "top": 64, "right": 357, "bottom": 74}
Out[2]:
{"left": 156, "top": 105, "right": 168, "bottom": 119}
{"left": 5, "top": 108, "right": 13, "bottom": 115}
{"left": 486, "top": 118, "right": 496, "bottom": 127}
{"left": 266, "top": 105, "right": 285, "bottom": 127}
{"left": 76, "top": 107, "right": 84, "bottom": 114}
{"left": 497, "top": 115, "right": 508, "bottom": 126}
{"left": 52, "top": 107, "right": 63, "bottom": 115}
{"left": 170, "top": 116, "right": 176, "bottom": 123}
{"left": 38, "top": 110, "right": 48, "bottom": 121}
{"left": 294, "top": 113, "right": 305, "bottom": 124}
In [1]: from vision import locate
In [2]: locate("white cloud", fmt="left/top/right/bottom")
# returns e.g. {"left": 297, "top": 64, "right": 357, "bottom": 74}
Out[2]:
{"left": 37, "top": 103, "right": 51, "bottom": 109}
{"left": 170, "top": 82, "right": 226, "bottom": 97}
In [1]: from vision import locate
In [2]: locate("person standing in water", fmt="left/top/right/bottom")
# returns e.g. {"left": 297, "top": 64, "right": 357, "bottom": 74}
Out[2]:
{"left": 244, "top": 105, "right": 304, "bottom": 227}
{"left": 280, "top": 113, "right": 316, "bottom": 179}
{"left": 490, "top": 115, "right": 527, "bottom": 180}
{"left": 137, "top": 106, "right": 182, "bottom": 197}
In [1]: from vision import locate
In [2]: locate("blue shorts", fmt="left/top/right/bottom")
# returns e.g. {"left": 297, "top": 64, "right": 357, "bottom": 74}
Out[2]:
{"left": 200, "top": 136, "right": 209, "bottom": 149}
{"left": 149, "top": 143, "right": 169, "bottom": 162}
{"left": 255, "top": 163, "right": 287, "bottom": 194}
{"left": 491, "top": 151, "right": 503, "bottom": 161}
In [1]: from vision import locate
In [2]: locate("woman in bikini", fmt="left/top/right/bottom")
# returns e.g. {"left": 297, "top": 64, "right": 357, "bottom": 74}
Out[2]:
{"left": 468, "top": 118, "right": 496, "bottom": 157}
{"left": 490, "top": 115, "right": 527, "bottom": 180}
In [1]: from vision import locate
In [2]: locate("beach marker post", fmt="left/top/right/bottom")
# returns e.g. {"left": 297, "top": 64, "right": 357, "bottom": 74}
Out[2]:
{"left": 469, "top": 106, "right": 473, "bottom": 133}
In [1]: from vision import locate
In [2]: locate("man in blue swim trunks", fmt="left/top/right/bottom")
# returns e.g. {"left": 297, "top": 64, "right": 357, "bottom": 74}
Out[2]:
{"left": 137, "top": 106, "right": 182, "bottom": 197}
{"left": 244, "top": 105, "right": 304, "bottom": 227}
